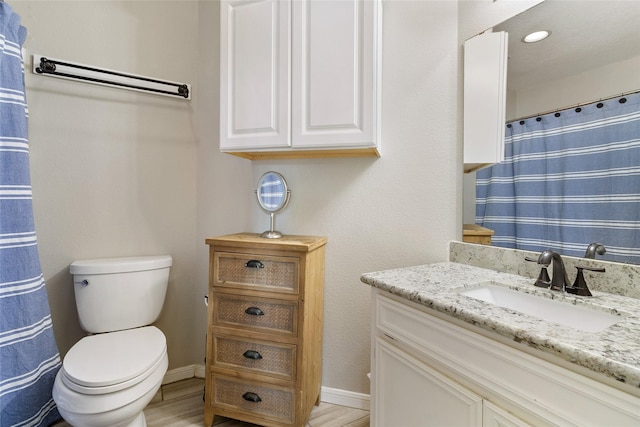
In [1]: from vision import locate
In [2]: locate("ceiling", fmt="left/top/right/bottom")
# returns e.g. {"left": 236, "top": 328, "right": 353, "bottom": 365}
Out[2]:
{"left": 494, "top": 0, "right": 640, "bottom": 92}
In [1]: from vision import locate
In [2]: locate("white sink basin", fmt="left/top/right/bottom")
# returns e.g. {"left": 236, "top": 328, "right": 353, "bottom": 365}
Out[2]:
{"left": 460, "top": 283, "right": 623, "bottom": 333}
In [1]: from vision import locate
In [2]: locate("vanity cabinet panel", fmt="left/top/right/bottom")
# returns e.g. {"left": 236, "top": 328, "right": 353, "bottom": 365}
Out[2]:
{"left": 205, "top": 233, "right": 326, "bottom": 427}
{"left": 220, "top": 0, "right": 381, "bottom": 160}
{"left": 464, "top": 31, "right": 508, "bottom": 173}
{"left": 374, "top": 337, "right": 483, "bottom": 427}
{"left": 483, "top": 401, "right": 531, "bottom": 427}
{"left": 371, "top": 289, "right": 640, "bottom": 427}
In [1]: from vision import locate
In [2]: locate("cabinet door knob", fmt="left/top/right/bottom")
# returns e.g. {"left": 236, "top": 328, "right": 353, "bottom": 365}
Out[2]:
{"left": 245, "top": 306, "right": 264, "bottom": 316}
{"left": 242, "top": 392, "right": 262, "bottom": 403}
{"left": 243, "top": 350, "right": 263, "bottom": 360}
{"left": 245, "top": 260, "right": 264, "bottom": 269}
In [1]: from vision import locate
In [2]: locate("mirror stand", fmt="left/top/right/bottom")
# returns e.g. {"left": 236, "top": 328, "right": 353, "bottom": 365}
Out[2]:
{"left": 261, "top": 212, "right": 283, "bottom": 239}
{"left": 255, "top": 171, "right": 291, "bottom": 239}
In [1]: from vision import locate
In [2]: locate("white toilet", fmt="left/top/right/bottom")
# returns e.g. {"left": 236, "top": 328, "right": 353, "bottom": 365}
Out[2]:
{"left": 53, "top": 255, "right": 172, "bottom": 427}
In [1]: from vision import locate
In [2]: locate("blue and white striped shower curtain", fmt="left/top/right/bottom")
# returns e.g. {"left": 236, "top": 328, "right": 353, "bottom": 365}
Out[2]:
{"left": 476, "top": 92, "right": 640, "bottom": 264}
{"left": 0, "top": 3, "right": 62, "bottom": 426}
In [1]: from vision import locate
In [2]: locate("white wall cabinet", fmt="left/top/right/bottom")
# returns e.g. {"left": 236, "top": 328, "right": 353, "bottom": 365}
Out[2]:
{"left": 220, "top": 0, "right": 381, "bottom": 160}
{"left": 463, "top": 31, "right": 508, "bottom": 173}
{"left": 371, "top": 289, "right": 640, "bottom": 427}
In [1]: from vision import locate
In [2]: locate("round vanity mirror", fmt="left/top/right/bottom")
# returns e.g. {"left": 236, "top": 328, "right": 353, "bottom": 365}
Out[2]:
{"left": 255, "top": 171, "right": 290, "bottom": 238}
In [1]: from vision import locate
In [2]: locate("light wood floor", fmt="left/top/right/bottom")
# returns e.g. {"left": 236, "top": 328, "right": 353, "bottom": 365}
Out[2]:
{"left": 54, "top": 378, "right": 369, "bottom": 427}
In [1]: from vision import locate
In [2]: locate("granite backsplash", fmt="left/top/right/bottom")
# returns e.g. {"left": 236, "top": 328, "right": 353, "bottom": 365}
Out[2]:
{"left": 450, "top": 241, "right": 640, "bottom": 299}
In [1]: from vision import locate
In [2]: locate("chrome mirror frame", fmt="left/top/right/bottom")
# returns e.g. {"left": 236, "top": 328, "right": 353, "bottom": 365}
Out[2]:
{"left": 255, "top": 171, "right": 291, "bottom": 239}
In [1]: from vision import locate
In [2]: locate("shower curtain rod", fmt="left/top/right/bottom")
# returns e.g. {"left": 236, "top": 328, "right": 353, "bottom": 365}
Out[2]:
{"left": 508, "top": 88, "right": 640, "bottom": 123}
{"left": 33, "top": 54, "right": 190, "bottom": 100}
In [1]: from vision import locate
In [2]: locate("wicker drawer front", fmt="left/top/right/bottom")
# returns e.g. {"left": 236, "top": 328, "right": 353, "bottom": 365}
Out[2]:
{"left": 213, "top": 294, "right": 297, "bottom": 336}
{"left": 214, "top": 336, "right": 296, "bottom": 379}
{"left": 213, "top": 375, "right": 294, "bottom": 424}
{"left": 215, "top": 253, "right": 298, "bottom": 293}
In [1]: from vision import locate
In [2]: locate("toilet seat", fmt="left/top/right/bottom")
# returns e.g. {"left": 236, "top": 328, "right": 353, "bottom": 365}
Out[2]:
{"left": 53, "top": 351, "right": 168, "bottom": 418}
{"left": 61, "top": 326, "right": 166, "bottom": 395}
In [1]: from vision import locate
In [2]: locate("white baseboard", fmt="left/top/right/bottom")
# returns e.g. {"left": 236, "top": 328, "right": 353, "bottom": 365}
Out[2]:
{"left": 194, "top": 364, "right": 206, "bottom": 379}
{"left": 162, "top": 364, "right": 206, "bottom": 385}
{"left": 163, "top": 365, "right": 371, "bottom": 411}
{"left": 320, "top": 386, "right": 370, "bottom": 411}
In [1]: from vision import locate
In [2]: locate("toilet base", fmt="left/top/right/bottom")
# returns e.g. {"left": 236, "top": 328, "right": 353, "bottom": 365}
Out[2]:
{"left": 56, "top": 384, "right": 156, "bottom": 427}
{"left": 124, "top": 411, "right": 146, "bottom": 427}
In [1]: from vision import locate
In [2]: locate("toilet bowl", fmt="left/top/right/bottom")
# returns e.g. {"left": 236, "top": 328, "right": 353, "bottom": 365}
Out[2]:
{"left": 53, "top": 255, "right": 172, "bottom": 427}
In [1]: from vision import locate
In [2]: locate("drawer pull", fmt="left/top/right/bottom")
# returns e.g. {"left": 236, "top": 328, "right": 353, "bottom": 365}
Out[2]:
{"left": 243, "top": 350, "right": 263, "bottom": 360}
{"left": 245, "top": 260, "right": 264, "bottom": 269}
{"left": 242, "top": 392, "right": 262, "bottom": 403}
{"left": 245, "top": 306, "right": 264, "bottom": 316}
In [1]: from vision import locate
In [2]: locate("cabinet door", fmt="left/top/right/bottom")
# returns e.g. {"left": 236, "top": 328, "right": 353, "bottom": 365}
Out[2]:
{"left": 373, "top": 338, "right": 482, "bottom": 427}
{"left": 483, "top": 401, "right": 531, "bottom": 427}
{"left": 220, "top": 0, "right": 291, "bottom": 150}
{"left": 463, "top": 31, "right": 508, "bottom": 172}
{"left": 291, "top": 0, "right": 379, "bottom": 149}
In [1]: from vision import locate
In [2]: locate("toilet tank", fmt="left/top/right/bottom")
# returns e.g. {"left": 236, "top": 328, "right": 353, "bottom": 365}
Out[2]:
{"left": 70, "top": 255, "right": 172, "bottom": 333}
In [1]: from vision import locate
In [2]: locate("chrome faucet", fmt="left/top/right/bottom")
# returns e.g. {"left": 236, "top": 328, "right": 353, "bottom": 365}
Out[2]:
{"left": 536, "top": 250, "right": 571, "bottom": 291}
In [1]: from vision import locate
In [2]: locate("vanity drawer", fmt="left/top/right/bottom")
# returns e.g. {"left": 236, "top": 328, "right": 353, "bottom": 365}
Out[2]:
{"left": 212, "top": 294, "right": 298, "bottom": 336}
{"left": 213, "top": 336, "right": 296, "bottom": 380}
{"left": 211, "top": 375, "right": 294, "bottom": 424}
{"left": 214, "top": 252, "right": 299, "bottom": 294}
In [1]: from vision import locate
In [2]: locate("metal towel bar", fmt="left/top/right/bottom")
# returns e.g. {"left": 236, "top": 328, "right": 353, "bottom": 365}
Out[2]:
{"left": 33, "top": 54, "right": 190, "bottom": 100}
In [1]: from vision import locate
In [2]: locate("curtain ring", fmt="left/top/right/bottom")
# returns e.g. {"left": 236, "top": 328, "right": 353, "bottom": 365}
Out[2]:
{"left": 575, "top": 107, "right": 582, "bottom": 113}
{"left": 555, "top": 112, "right": 561, "bottom": 117}
{"left": 619, "top": 97, "right": 627, "bottom": 104}
{"left": 597, "top": 103, "right": 604, "bottom": 108}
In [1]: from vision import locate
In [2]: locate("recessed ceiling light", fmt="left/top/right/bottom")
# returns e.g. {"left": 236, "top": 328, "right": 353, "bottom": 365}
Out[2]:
{"left": 523, "top": 30, "right": 550, "bottom": 43}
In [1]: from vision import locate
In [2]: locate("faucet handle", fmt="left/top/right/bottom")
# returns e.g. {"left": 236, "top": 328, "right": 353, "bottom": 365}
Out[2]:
{"left": 567, "top": 266, "right": 605, "bottom": 297}
{"left": 525, "top": 256, "right": 551, "bottom": 288}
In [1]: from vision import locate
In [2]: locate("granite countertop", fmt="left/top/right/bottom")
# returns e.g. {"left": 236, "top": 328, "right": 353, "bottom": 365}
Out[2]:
{"left": 361, "top": 262, "right": 640, "bottom": 395}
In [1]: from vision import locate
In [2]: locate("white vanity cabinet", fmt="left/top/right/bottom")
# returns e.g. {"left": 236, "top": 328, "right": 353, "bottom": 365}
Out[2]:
{"left": 220, "top": 0, "right": 381, "bottom": 160}
{"left": 374, "top": 338, "right": 483, "bottom": 426}
{"left": 463, "top": 31, "right": 508, "bottom": 172}
{"left": 371, "top": 288, "right": 640, "bottom": 427}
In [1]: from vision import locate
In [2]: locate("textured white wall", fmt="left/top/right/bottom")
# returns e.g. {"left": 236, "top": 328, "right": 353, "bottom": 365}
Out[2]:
{"left": 10, "top": 0, "right": 548, "bottom": 399}
{"left": 248, "top": 1, "right": 462, "bottom": 394}
{"left": 511, "top": 55, "right": 640, "bottom": 120}
{"left": 12, "top": 0, "right": 204, "bottom": 370}
{"left": 195, "top": 0, "right": 254, "bottom": 374}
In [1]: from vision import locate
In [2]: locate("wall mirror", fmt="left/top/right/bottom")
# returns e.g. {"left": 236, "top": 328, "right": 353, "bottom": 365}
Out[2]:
{"left": 463, "top": 0, "right": 640, "bottom": 263}
{"left": 256, "top": 171, "right": 291, "bottom": 239}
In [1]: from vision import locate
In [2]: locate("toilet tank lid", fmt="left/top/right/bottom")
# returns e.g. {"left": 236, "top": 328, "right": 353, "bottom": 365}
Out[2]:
{"left": 70, "top": 255, "right": 172, "bottom": 275}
